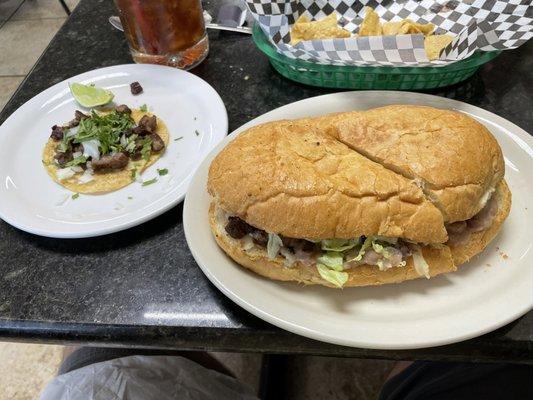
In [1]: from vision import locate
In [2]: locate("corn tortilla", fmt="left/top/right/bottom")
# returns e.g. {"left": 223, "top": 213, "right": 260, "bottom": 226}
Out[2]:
{"left": 42, "top": 109, "right": 169, "bottom": 194}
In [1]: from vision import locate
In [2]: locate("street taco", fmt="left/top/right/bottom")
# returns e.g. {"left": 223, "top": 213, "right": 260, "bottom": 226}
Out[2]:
{"left": 43, "top": 105, "right": 169, "bottom": 194}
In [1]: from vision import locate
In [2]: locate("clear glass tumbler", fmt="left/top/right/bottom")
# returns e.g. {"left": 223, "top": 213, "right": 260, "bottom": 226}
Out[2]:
{"left": 114, "top": 0, "right": 209, "bottom": 70}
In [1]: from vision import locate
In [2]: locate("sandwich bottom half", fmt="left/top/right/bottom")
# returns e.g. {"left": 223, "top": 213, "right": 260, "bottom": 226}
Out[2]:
{"left": 208, "top": 180, "right": 511, "bottom": 288}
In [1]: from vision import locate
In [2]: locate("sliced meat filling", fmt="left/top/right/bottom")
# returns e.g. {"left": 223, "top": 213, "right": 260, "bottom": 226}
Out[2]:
{"left": 224, "top": 216, "right": 411, "bottom": 270}
{"left": 446, "top": 193, "right": 499, "bottom": 246}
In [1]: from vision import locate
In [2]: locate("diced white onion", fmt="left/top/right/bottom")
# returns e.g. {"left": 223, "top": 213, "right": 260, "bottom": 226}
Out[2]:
{"left": 78, "top": 169, "right": 94, "bottom": 184}
{"left": 54, "top": 194, "right": 70, "bottom": 206}
{"left": 56, "top": 167, "right": 76, "bottom": 181}
{"left": 280, "top": 247, "right": 297, "bottom": 267}
{"left": 120, "top": 134, "right": 128, "bottom": 147}
{"left": 72, "top": 151, "right": 82, "bottom": 158}
{"left": 66, "top": 126, "right": 78, "bottom": 137}
{"left": 82, "top": 139, "right": 100, "bottom": 161}
{"left": 71, "top": 166, "right": 84, "bottom": 173}
{"left": 242, "top": 235, "right": 255, "bottom": 251}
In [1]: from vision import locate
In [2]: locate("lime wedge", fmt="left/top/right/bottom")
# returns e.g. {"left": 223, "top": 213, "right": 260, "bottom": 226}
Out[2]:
{"left": 69, "top": 83, "right": 114, "bottom": 107}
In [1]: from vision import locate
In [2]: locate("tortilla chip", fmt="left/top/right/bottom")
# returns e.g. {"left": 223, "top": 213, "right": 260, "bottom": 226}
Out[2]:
{"left": 383, "top": 20, "right": 435, "bottom": 36}
{"left": 358, "top": 7, "right": 382, "bottom": 36}
{"left": 411, "top": 21, "right": 435, "bottom": 36}
{"left": 290, "top": 14, "right": 351, "bottom": 45}
{"left": 425, "top": 34, "right": 453, "bottom": 60}
{"left": 42, "top": 109, "right": 169, "bottom": 194}
{"left": 382, "top": 21, "right": 404, "bottom": 35}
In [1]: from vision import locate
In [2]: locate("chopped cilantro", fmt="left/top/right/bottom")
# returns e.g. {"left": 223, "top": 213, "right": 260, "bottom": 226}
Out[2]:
{"left": 157, "top": 168, "right": 168, "bottom": 176}
{"left": 174, "top": 136, "right": 183, "bottom": 141}
{"left": 140, "top": 104, "right": 148, "bottom": 112}
{"left": 130, "top": 168, "right": 137, "bottom": 181}
{"left": 71, "top": 193, "right": 80, "bottom": 200}
{"left": 64, "top": 155, "right": 88, "bottom": 167}
{"left": 127, "top": 196, "right": 133, "bottom": 200}
{"left": 142, "top": 178, "right": 157, "bottom": 187}
{"left": 139, "top": 137, "right": 153, "bottom": 161}
{"left": 74, "top": 110, "right": 135, "bottom": 155}
{"left": 195, "top": 130, "right": 200, "bottom": 136}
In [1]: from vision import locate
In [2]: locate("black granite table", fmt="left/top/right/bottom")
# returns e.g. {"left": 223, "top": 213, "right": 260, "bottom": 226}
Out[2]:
{"left": 0, "top": 0, "right": 531, "bottom": 363}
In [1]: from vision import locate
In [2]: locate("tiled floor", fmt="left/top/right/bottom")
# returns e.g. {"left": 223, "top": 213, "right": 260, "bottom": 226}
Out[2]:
{"left": 0, "top": 0, "right": 79, "bottom": 110}
{"left": 0, "top": 2, "right": 79, "bottom": 398}
{"left": 0, "top": 1, "right": 394, "bottom": 399}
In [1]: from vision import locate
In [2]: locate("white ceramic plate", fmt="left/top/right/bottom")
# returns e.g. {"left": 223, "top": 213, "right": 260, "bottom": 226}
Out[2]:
{"left": 0, "top": 64, "right": 227, "bottom": 238}
{"left": 184, "top": 91, "right": 533, "bottom": 349}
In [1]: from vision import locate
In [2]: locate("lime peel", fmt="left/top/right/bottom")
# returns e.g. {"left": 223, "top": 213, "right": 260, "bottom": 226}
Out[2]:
{"left": 69, "top": 82, "right": 114, "bottom": 107}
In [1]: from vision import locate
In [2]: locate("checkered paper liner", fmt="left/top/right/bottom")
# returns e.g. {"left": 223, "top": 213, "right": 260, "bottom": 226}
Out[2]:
{"left": 246, "top": 0, "right": 532, "bottom": 67}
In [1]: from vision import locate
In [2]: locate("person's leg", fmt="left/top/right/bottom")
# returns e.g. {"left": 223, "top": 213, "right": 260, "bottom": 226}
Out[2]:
{"left": 58, "top": 347, "right": 234, "bottom": 377}
{"left": 379, "top": 361, "right": 533, "bottom": 400}
{"left": 386, "top": 361, "right": 413, "bottom": 380}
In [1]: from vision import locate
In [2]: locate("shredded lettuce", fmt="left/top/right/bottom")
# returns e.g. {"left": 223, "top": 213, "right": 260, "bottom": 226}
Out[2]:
{"left": 373, "top": 235, "right": 398, "bottom": 244}
{"left": 267, "top": 233, "right": 283, "bottom": 260}
{"left": 347, "top": 236, "right": 373, "bottom": 262}
{"left": 371, "top": 242, "right": 392, "bottom": 259}
{"left": 412, "top": 248, "right": 430, "bottom": 279}
{"left": 317, "top": 251, "right": 344, "bottom": 271}
{"left": 321, "top": 238, "right": 359, "bottom": 252}
{"left": 317, "top": 264, "right": 348, "bottom": 288}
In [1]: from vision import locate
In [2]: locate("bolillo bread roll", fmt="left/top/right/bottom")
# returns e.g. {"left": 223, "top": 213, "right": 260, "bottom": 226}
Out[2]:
{"left": 207, "top": 105, "right": 511, "bottom": 288}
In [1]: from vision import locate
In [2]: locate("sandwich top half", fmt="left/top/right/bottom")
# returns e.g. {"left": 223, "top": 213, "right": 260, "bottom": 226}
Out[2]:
{"left": 209, "top": 105, "right": 504, "bottom": 242}
{"left": 207, "top": 105, "right": 509, "bottom": 287}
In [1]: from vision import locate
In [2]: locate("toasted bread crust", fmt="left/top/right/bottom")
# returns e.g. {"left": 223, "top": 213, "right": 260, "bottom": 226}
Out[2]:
{"left": 309, "top": 106, "right": 504, "bottom": 222}
{"left": 208, "top": 119, "right": 447, "bottom": 243}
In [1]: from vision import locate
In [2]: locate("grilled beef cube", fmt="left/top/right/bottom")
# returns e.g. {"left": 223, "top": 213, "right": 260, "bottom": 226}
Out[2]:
{"left": 130, "top": 81, "right": 143, "bottom": 95}
{"left": 150, "top": 133, "right": 165, "bottom": 152}
{"left": 116, "top": 104, "right": 132, "bottom": 114}
{"left": 50, "top": 125, "right": 64, "bottom": 141}
{"left": 91, "top": 153, "right": 129, "bottom": 171}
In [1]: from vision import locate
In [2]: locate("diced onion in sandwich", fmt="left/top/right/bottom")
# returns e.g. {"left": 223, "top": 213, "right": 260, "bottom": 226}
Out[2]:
{"left": 412, "top": 248, "right": 430, "bottom": 279}
{"left": 317, "top": 264, "right": 348, "bottom": 288}
{"left": 280, "top": 247, "right": 297, "bottom": 267}
{"left": 56, "top": 167, "right": 76, "bottom": 181}
{"left": 72, "top": 151, "right": 83, "bottom": 158}
{"left": 82, "top": 139, "right": 101, "bottom": 161}
{"left": 71, "top": 165, "right": 84, "bottom": 173}
{"left": 242, "top": 235, "right": 255, "bottom": 251}
{"left": 267, "top": 233, "right": 283, "bottom": 259}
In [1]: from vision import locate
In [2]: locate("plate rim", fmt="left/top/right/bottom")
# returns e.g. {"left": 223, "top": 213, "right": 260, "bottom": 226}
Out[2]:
{"left": 0, "top": 64, "right": 228, "bottom": 238}
{"left": 184, "top": 90, "right": 533, "bottom": 349}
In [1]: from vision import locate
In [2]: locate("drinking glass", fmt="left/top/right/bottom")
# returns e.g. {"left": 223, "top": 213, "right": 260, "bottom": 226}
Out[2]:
{"left": 114, "top": 0, "right": 209, "bottom": 70}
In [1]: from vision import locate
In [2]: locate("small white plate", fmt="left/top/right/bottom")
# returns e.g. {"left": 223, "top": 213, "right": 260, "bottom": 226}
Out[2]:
{"left": 184, "top": 91, "right": 533, "bottom": 349}
{"left": 0, "top": 64, "right": 227, "bottom": 238}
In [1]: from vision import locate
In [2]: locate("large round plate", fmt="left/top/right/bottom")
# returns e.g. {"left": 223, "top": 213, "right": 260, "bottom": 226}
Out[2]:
{"left": 0, "top": 64, "right": 227, "bottom": 238}
{"left": 184, "top": 91, "right": 533, "bottom": 349}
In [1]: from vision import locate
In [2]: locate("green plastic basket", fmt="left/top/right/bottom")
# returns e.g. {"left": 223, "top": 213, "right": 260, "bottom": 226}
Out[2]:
{"left": 252, "top": 24, "right": 500, "bottom": 90}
